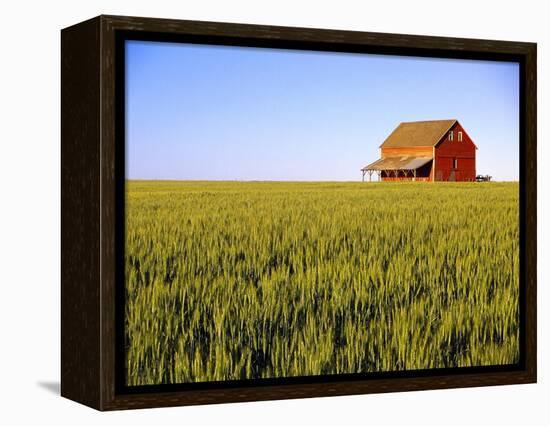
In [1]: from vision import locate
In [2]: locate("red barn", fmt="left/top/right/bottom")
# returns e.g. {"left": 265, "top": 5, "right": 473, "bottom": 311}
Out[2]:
{"left": 361, "top": 119, "right": 477, "bottom": 182}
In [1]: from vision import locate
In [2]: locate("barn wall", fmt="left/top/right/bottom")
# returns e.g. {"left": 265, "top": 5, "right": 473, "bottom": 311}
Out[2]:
{"left": 381, "top": 146, "right": 433, "bottom": 158}
{"left": 380, "top": 147, "right": 434, "bottom": 181}
{"left": 380, "top": 160, "right": 432, "bottom": 182}
{"left": 434, "top": 122, "right": 476, "bottom": 181}
{"left": 381, "top": 176, "right": 431, "bottom": 182}
{"left": 417, "top": 160, "right": 433, "bottom": 179}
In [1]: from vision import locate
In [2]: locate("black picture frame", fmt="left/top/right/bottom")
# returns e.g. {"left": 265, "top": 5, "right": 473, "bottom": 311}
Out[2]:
{"left": 61, "top": 14, "right": 537, "bottom": 410}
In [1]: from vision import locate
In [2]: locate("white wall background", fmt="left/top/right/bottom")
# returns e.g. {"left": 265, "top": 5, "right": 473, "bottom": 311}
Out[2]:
{"left": 0, "top": 0, "right": 546, "bottom": 423}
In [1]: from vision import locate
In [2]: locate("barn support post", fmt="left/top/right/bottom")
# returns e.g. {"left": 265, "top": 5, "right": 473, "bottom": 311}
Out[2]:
{"left": 413, "top": 169, "right": 416, "bottom": 182}
{"left": 368, "top": 170, "right": 374, "bottom": 182}
{"left": 362, "top": 169, "right": 366, "bottom": 182}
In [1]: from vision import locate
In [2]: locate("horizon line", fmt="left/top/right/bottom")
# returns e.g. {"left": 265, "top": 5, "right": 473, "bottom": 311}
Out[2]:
{"left": 125, "top": 178, "right": 519, "bottom": 183}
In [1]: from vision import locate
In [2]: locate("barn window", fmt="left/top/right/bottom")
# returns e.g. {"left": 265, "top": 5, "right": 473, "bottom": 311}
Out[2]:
{"left": 458, "top": 131, "right": 463, "bottom": 141}
{"left": 453, "top": 158, "right": 458, "bottom": 169}
{"left": 449, "top": 130, "right": 454, "bottom": 141}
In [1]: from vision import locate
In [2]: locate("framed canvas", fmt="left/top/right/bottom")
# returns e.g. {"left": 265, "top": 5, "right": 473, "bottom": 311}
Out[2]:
{"left": 61, "top": 15, "right": 537, "bottom": 411}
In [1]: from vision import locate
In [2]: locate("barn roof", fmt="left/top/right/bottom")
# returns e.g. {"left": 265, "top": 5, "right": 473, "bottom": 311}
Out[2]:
{"left": 361, "top": 156, "right": 432, "bottom": 171}
{"left": 380, "top": 119, "right": 457, "bottom": 148}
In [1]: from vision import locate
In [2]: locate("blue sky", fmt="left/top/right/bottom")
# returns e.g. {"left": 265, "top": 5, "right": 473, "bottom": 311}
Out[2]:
{"left": 126, "top": 40, "right": 519, "bottom": 181}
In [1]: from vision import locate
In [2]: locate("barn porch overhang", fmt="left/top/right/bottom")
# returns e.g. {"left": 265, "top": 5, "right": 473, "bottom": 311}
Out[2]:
{"left": 361, "top": 156, "right": 432, "bottom": 172}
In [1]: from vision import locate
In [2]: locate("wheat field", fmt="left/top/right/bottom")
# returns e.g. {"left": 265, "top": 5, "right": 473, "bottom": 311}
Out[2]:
{"left": 124, "top": 181, "right": 519, "bottom": 386}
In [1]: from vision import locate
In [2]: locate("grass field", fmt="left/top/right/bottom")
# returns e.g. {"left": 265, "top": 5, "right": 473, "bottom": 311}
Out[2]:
{"left": 125, "top": 181, "right": 519, "bottom": 386}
